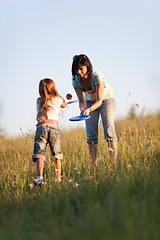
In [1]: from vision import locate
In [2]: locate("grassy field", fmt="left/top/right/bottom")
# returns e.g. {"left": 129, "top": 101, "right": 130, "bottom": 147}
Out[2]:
{"left": 0, "top": 114, "right": 160, "bottom": 240}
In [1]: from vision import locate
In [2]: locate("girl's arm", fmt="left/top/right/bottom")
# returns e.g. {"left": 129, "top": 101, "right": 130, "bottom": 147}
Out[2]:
{"left": 61, "top": 99, "right": 67, "bottom": 108}
{"left": 74, "top": 87, "right": 86, "bottom": 115}
{"left": 83, "top": 81, "right": 103, "bottom": 115}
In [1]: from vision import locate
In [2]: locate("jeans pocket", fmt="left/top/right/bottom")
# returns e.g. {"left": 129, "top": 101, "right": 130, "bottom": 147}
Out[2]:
{"left": 35, "top": 126, "right": 47, "bottom": 141}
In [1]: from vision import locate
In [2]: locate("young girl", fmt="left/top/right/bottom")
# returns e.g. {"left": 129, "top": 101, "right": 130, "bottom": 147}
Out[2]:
{"left": 32, "top": 78, "right": 67, "bottom": 186}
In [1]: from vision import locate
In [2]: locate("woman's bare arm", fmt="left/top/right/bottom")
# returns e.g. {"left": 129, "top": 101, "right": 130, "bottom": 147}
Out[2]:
{"left": 83, "top": 81, "right": 103, "bottom": 115}
{"left": 74, "top": 87, "right": 86, "bottom": 115}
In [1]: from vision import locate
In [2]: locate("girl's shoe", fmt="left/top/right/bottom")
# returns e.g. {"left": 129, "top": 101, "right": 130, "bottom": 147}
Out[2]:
{"left": 34, "top": 178, "right": 45, "bottom": 187}
{"left": 55, "top": 177, "right": 61, "bottom": 182}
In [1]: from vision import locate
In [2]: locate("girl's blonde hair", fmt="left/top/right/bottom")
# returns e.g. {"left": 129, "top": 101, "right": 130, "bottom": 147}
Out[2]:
{"left": 37, "top": 78, "right": 60, "bottom": 121}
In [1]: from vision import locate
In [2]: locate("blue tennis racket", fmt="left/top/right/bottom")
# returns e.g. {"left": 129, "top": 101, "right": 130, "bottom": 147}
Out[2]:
{"left": 69, "top": 115, "right": 90, "bottom": 121}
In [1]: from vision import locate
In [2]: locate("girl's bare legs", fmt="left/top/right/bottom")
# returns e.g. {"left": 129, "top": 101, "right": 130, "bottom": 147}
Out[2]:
{"left": 88, "top": 143, "right": 98, "bottom": 166}
{"left": 108, "top": 140, "right": 118, "bottom": 163}
{"left": 36, "top": 158, "right": 44, "bottom": 177}
{"left": 55, "top": 158, "right": 61, "bottom": 181}
{"left": 35, "top": 158, "right": 44, "bottom": 186}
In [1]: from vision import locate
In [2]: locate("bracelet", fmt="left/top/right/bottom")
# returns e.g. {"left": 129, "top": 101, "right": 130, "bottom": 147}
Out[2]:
{"left": 90, "top": 107, "right": 92, "bottom": 113}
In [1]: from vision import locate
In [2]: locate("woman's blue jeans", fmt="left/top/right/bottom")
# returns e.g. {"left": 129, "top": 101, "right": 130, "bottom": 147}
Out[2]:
{"left": 85, "top": 98, "right": 117, "bottom": 145}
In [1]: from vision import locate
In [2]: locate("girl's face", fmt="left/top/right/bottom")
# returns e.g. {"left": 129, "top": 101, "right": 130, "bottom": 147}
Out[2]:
{"left": 75, "top": 65, "right": 88, "bottom": 78}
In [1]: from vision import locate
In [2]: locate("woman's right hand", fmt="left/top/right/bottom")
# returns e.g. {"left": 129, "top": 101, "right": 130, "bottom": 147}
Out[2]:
{"left": 83, "top": 108, "right": 90, "bottom": 116}
{"left": 79, "top": 101, "right": 87, "bottom": 115}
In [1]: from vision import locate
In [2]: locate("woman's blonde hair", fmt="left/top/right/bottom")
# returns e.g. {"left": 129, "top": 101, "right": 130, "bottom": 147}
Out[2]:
{"left": 37, "top": 78, "right": 60, "bottom": 121}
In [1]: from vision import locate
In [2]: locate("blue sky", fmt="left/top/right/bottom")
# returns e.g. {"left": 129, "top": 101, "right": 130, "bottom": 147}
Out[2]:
{"left": 0, "top": 0, "right": 160, "bottom": 137}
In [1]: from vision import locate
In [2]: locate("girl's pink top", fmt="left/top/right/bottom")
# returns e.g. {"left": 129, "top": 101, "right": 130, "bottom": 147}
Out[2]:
{"left": 37, "top": 96, "right": 63, "bottom": 122}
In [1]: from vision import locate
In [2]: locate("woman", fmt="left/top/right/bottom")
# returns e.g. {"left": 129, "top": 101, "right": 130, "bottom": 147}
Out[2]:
{"left": 71, "top": 54, "right": 117, "bottom": 164}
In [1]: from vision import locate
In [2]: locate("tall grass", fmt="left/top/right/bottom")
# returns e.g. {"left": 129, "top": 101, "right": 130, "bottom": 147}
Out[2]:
{"left": 0, "top": 114, "right": 160, "bottom": 240}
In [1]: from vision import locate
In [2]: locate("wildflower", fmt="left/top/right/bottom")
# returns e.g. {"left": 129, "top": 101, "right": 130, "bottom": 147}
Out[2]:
{"left": 12, "top": 181, "right": 16, "bottom": 188}
{"left": 73, "top": 183, "right": 79, "bottom": 188}
{"left": 73, "top": 167, "right": 78, "bottom": 171}
{"left": 29, "top": 183, "right": 34, "bottom": 189}
{"left": 108, "top": 148, "right": 114, "bottom": 152}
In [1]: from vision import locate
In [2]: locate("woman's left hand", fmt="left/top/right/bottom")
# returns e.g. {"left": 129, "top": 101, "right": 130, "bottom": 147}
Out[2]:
{"left": 83, "top": 108, "right": 90, "bottom": 115}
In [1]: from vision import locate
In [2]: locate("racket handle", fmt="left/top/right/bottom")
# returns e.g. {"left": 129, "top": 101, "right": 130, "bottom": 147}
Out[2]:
{"left": 67, "top": 100, "right": 79, "bottom": 105}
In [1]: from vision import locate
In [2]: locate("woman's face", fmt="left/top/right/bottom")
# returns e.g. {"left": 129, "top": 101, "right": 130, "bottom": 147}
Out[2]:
{"left": 75, "top": 65, "right": 88, "bottom": 78}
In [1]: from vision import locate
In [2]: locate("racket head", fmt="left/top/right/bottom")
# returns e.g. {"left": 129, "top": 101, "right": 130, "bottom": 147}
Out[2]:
{"left": 69, "top": 115, "right": 90, "bottom": 121}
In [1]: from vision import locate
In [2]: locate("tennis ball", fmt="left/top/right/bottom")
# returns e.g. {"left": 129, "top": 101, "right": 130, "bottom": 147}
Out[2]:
{"left": 66, "top": 93, "right": 72, "bottom": 100}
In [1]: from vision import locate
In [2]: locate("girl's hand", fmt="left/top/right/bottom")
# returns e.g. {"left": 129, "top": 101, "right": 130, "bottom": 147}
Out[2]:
{"left": 61, "top": 99, "right": 67, "bottom": 108}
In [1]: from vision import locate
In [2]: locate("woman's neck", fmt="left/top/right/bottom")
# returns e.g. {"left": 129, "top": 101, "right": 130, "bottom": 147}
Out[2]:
{"left": 81, "top": 76, "right": 92, "bottom": 91}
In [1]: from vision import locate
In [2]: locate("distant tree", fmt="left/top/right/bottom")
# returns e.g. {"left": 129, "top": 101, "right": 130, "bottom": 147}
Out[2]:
{"left": 0, "top": 128, "right": 4, "bottom": 137}
{"left": 128, "top": 104, "right": 136, "bottom": 119}
{"left": 139, "top": 107, "right": 146, "bottom": 117}
{"left": 0, "top": 102, "right": 4, "bottom": 137}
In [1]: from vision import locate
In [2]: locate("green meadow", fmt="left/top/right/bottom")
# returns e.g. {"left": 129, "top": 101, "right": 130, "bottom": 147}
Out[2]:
{"left": 0, "top": 113, "right": 160, "bottom": 240}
